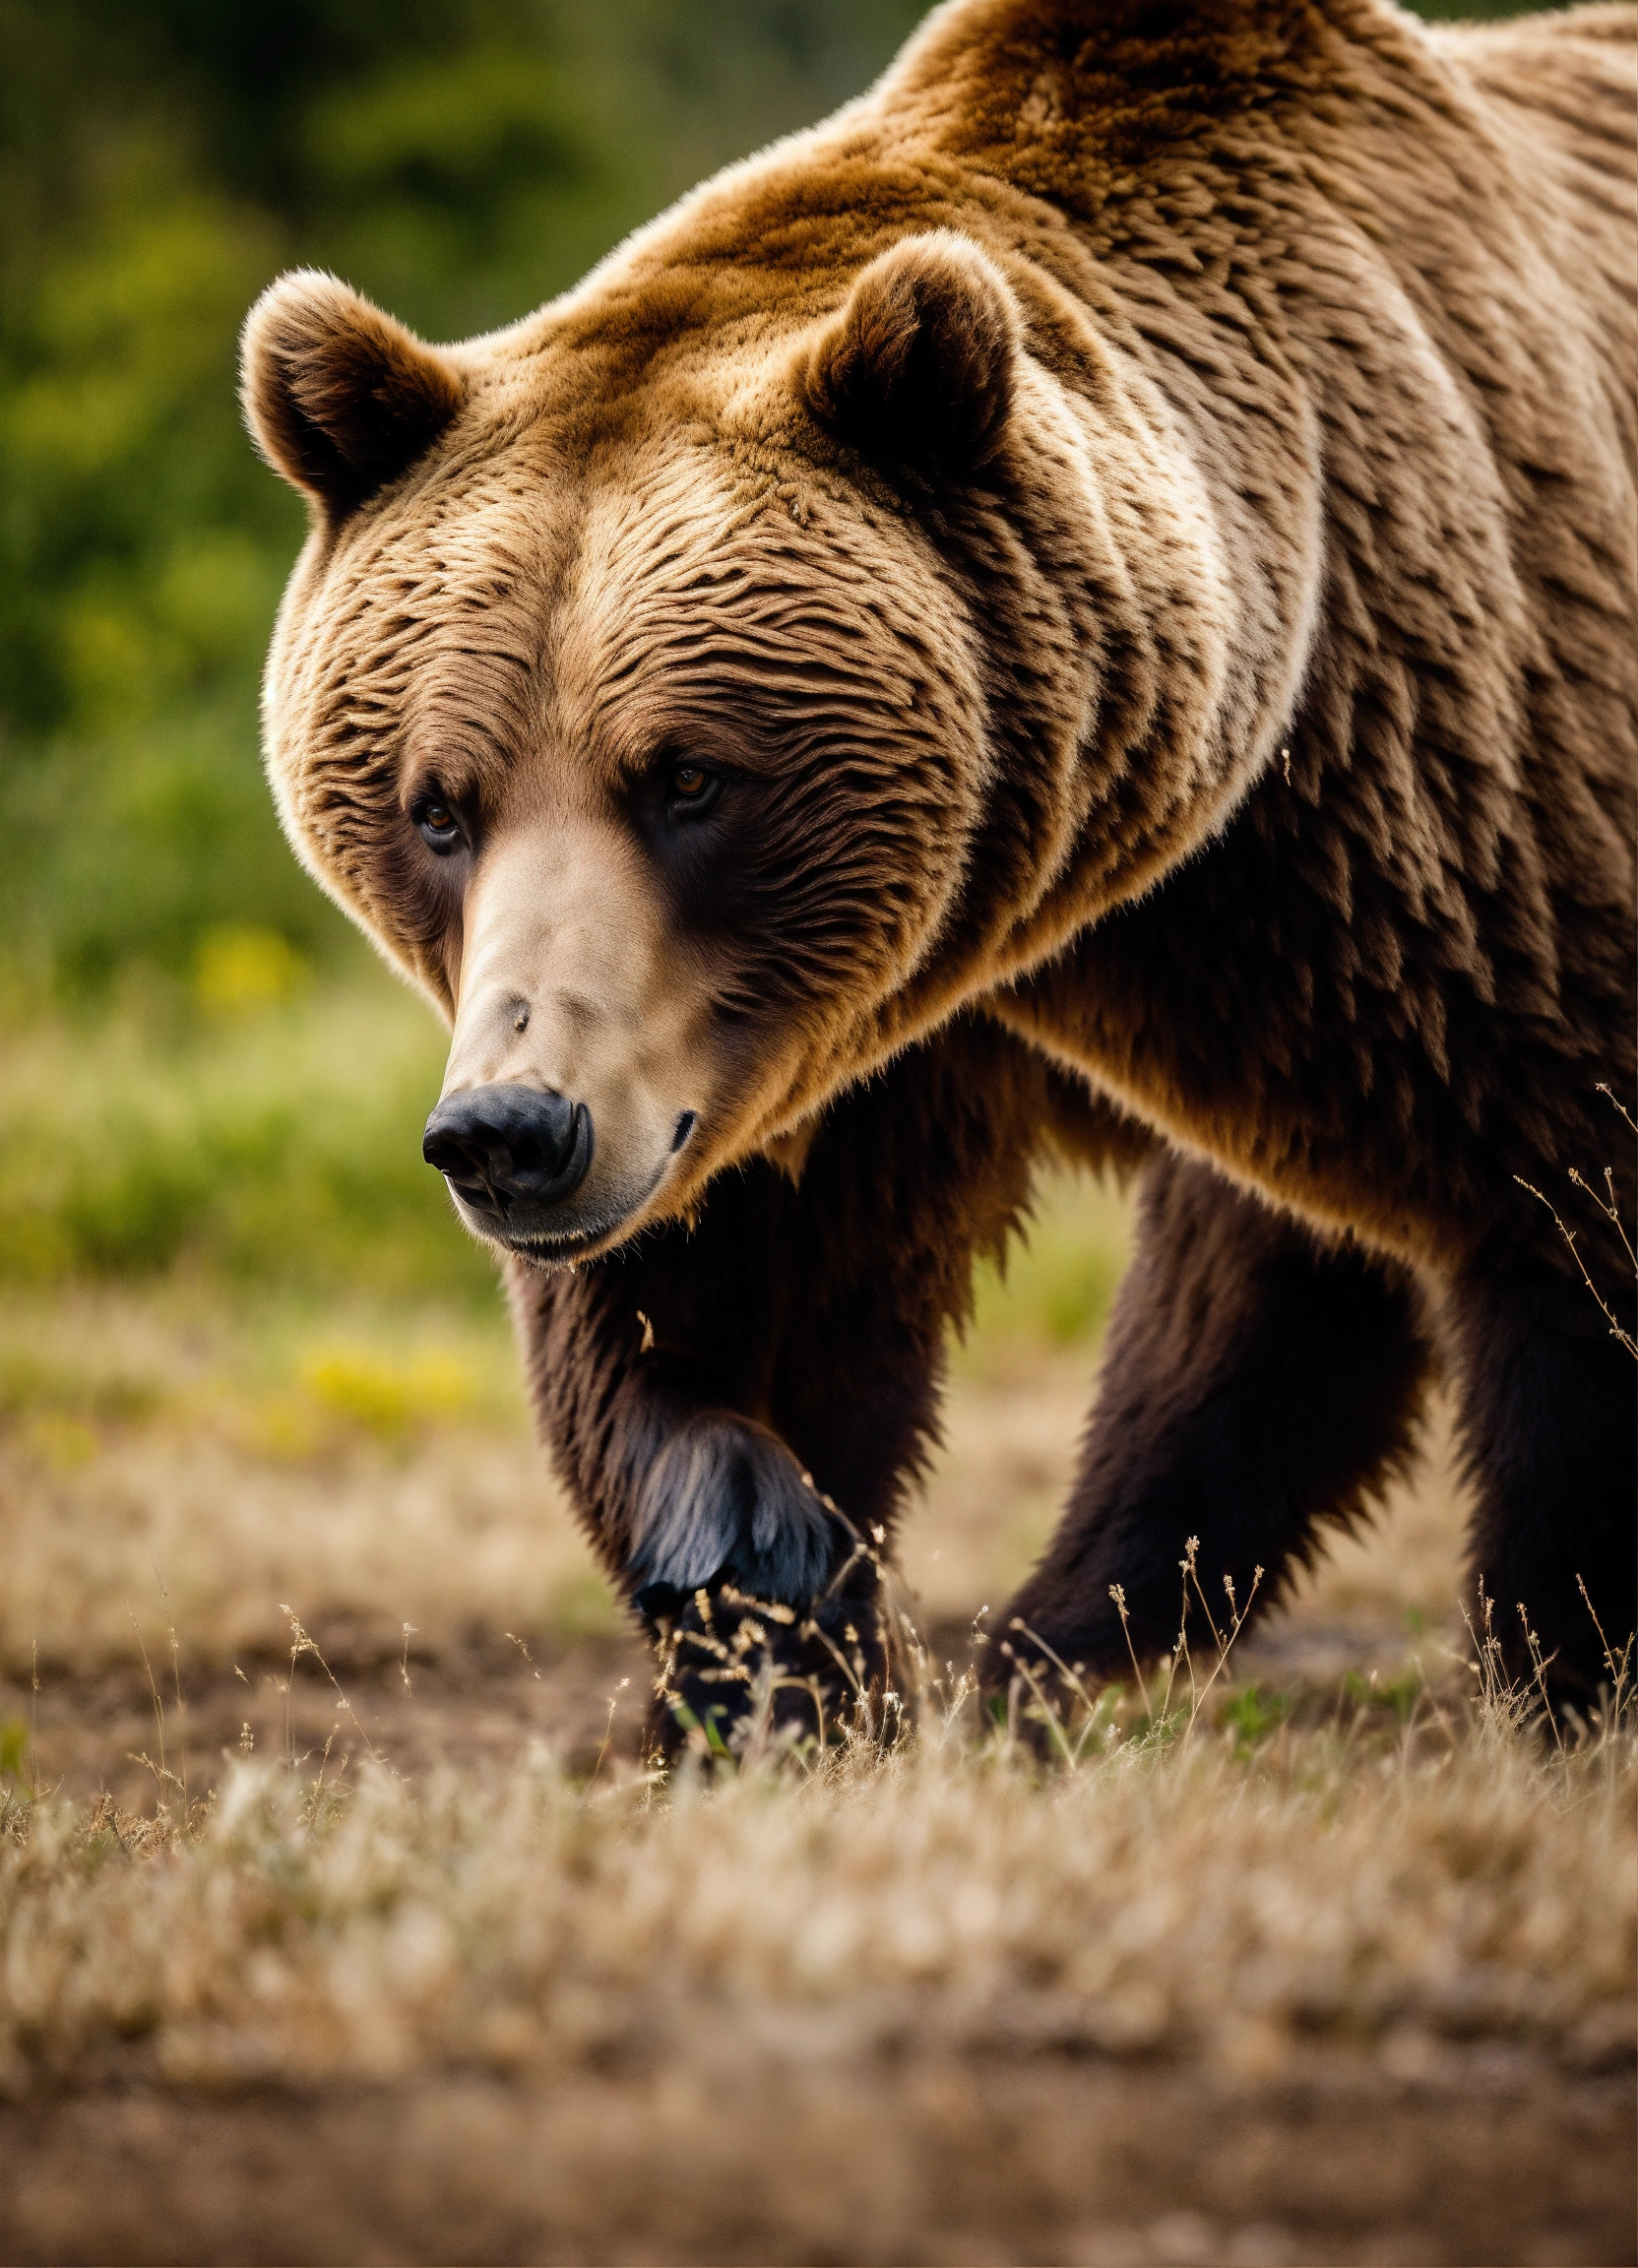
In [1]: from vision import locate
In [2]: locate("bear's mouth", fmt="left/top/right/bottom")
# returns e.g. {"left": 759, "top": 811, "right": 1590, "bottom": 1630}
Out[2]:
{"left": 455, "top": 1155, "right": 677, "bottom": 1269}
{"left": 500, "top": 1218, "right": 633, "bottom": 1267}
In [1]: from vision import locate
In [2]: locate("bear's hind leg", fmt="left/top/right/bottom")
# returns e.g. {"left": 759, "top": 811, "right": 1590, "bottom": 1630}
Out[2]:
{"left": 1448, "top": 1254, "right": 1636, "bottom": 1708}
{"left": 995, "top": 1151, "right": 1434, "bottom": 1700}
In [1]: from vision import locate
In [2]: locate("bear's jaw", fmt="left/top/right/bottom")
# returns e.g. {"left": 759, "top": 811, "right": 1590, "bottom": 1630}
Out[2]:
{"left": 461, "top": 1192, "right": 661, "bottom": 1271}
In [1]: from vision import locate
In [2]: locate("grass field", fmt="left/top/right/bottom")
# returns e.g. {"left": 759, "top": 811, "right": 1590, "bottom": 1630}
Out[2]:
{"left": 1, "top": 973, "right": 1634, "bottom": 2265}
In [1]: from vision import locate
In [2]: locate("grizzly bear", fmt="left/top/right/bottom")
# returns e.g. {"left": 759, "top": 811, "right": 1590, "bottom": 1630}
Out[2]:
{"left": 242, "top": 0, "right": 1636, "bottom": 1737}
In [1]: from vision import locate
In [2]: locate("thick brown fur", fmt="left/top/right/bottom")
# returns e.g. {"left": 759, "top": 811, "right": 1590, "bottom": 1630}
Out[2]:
{"left": 243, "top": 0, "right": 1637, "bottom": 1726}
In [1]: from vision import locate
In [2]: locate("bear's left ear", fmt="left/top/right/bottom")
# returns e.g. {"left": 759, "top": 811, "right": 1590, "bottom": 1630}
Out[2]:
{"left": 240, "top": 269, "right": 467, "bottom": 523}
{"left": 796, "top": 232, "right": 1021, "bottom": 475}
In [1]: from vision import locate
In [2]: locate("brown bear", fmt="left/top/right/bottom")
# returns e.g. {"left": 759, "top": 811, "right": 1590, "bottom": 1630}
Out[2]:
{"left": 242, "top": 0, "right": 1636, "bottom": 1739}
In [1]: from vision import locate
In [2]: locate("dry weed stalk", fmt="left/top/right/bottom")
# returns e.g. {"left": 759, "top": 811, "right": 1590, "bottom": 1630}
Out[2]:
{"left": 148, "top": 1552, "right": 188, "bottom": 1802}
{"left": 1514, "top": 1081, "right": 1637, "bottom": 1361}
{"left": 1576, "top": 1573, "right": 1634, "bottom": 1728}
{"left": 504, "top": 1632, "right": 543, "bottom": 1680}
{"left": 279, "top": 1605, "right": 380, "bottom": 1775}
{"left": 123, "top": 1606, "right": 184, "bottom": 1814}
{"left": 994, "top": 1535, "right": 1265, "bottom": 1763}
{"left": 1461, "top": 1578, "right": 1633, "bottom": 1781}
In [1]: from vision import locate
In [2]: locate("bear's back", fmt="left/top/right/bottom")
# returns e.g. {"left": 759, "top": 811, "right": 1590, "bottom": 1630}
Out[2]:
{"left": 1448, "top": 4, "right": 1637, "bottom": 459}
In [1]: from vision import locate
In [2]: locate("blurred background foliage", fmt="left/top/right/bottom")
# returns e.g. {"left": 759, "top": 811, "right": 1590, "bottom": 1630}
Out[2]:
{"left": 1, "top": 0, "right": 929, "bottom": 992}
{"left": 0, "top": 0, "right": 1544, "bottom": 1299}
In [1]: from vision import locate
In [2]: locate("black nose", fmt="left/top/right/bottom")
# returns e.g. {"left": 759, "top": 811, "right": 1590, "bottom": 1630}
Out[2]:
{"left": 422, "top": 1085, "right": 594, "bottom": 1216}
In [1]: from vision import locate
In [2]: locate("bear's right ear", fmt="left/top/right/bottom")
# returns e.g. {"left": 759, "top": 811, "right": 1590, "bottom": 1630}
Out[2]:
{"left": 795, "top": 232, "right": 1021, "bottom": 476}
{"left": 240, "top": 270, "right": 466, "bottom": 523}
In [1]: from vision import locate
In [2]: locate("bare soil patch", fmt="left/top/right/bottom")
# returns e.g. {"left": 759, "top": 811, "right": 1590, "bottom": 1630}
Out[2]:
{"left": 2, "top": 2060, "right": 1629, "bottom": 2266}
{"left": 3, "top": 1626, "right": 649, "bottom": 1817}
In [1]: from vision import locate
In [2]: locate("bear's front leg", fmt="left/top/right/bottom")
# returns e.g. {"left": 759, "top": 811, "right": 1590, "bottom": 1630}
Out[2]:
{"left": 507, "top": 1156, "right": 900, "bottom": 1757}
{"left": 511, "top": 1020, "right": 1069, "bottom": 1757}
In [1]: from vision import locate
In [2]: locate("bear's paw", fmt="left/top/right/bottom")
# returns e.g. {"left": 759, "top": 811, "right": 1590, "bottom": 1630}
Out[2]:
{"left": 629, "top": 1412, "right": 841, "bottom": 1612}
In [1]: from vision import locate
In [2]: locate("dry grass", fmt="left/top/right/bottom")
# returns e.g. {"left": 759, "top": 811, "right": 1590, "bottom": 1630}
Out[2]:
{"left": 2, "top": 1402, "right": 1631, "bottom": 2110}
{"left": 1, "top": 1165, "right": 1633, "bottom": 2262}
{"left": 0, "top": 1284, "right": 619, "bottom": 1675}
{"left": 2, "top": 1653, "right": 1632, "bottom": 2105}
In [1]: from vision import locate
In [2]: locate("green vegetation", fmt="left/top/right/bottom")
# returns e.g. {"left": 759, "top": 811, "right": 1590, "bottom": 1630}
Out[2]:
{"left": 0, "top": 0, "right": 1552, "bottom": 1303}
{"left": 0, "top": 968, "right": 478, "bottom": 1292}
{"left": 0, "top": 0, "right": 933, "bottom": 1302}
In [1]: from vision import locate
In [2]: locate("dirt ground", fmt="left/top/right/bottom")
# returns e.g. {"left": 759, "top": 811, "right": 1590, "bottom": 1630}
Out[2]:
{"left": 2, "top": 1292, "right": 1632, "bottom": 2268}
{"left": 3, "top": 2057, "right": 1631, "bottom": 2267}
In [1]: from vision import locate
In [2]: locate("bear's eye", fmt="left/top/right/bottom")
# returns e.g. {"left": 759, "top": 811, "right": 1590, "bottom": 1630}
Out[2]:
{"left": 414, "top": 797, "right": 464, "bottom": 853}
{"left": 666, "top": 763, "right": 722, "bottom": 819}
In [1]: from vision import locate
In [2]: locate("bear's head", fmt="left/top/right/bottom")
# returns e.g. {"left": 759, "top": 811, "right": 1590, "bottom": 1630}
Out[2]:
{"left": 242, "top": 230, "right": 1232, "bottom": 1264}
